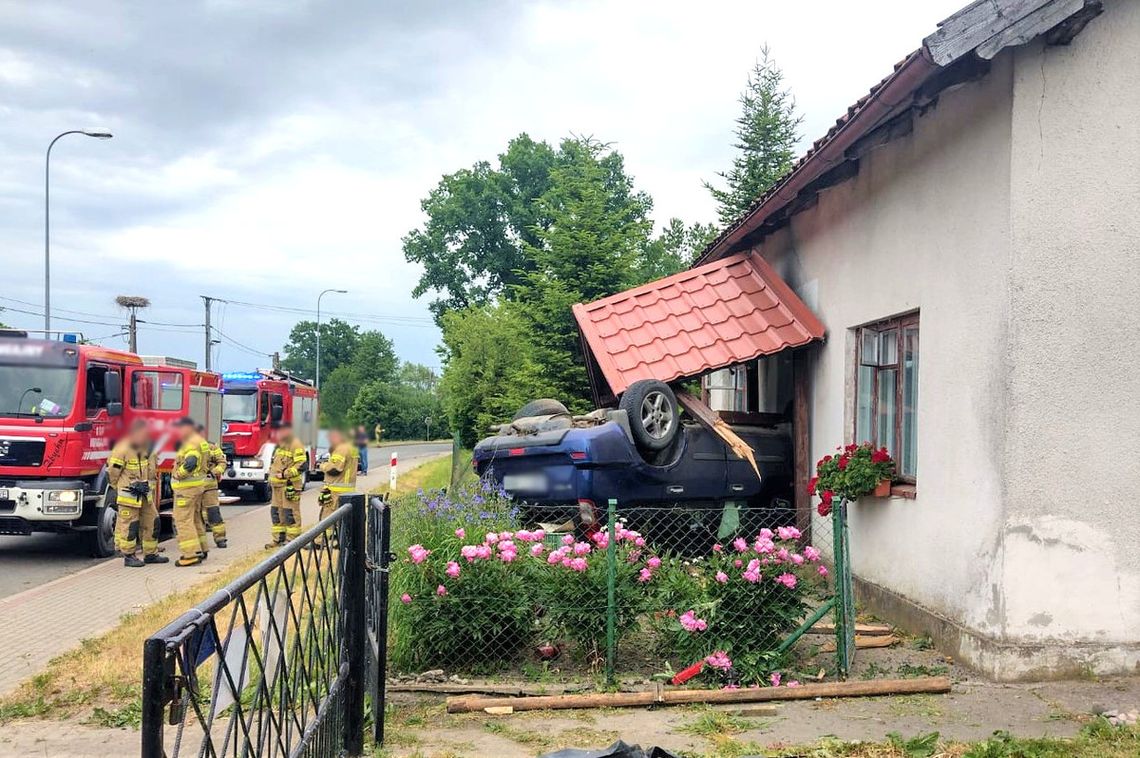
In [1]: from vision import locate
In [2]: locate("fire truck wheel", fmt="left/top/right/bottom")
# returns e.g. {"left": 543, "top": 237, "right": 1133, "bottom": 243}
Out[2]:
{"left": 84, "top": 499, "right": 117, "bottom": 558}
{"left": 252, "top": 482, "right": 272, "bottom": 503}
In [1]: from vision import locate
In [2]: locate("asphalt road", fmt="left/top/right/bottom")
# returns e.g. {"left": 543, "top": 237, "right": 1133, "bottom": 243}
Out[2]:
{"left": 0, "top": 441, "right": 450, "bottom": 599}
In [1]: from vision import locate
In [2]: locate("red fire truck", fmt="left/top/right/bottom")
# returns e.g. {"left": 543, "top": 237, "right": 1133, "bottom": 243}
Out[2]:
{"left": 219, "top": 369, "right": 319, "bottom": 502}
{"left": 0, "top": 333, "right": 222, "bottom": 556}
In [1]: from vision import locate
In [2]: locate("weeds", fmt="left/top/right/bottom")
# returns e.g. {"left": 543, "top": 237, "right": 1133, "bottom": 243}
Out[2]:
{"left": 896, "top": 663, "right": 948, "bottom": 679}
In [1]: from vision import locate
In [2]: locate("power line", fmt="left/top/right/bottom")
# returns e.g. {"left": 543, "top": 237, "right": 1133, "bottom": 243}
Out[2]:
{"left": 208, "top": 295, "right": 437, "bottom": 327}
{"left": 0, "top": 304, "right": 123, "bottom": 327}
{"left": 211, "top": 325, "right": 270, "bottom": 359}
{"left": 0, "top": 296, "right": 203, "bottom": 328}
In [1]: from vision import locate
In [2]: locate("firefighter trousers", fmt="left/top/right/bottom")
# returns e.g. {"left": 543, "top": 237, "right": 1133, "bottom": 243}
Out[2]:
{"left": 115, "top": 496, "right": 159, "bottom": 557}
{"left": 173, "top": 486, "right": 209, "bottom": 559}
{"left": 201, "top": 485, "right": 227, "bottom": 544}
{"left": 269, "top": 478, "right": 303, "bottom": 542}
{"left": 313, "top": 486, "right": 348, "bottom": 548}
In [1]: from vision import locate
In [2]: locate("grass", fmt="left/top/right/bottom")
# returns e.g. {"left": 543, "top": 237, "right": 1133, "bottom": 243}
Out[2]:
{"left": 370, "top": 448, "right": 467, "bottom": 498}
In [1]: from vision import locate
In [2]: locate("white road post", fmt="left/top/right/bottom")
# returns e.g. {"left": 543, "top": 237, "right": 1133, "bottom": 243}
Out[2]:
{"left": 389, "top": 451, "right": 398, "bottom": 491}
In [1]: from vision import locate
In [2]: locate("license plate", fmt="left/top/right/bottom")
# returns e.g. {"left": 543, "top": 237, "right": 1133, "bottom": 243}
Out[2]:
{"left": 503, "top": 474, "right": 546, "bottom": 493}
{"left": 0, "top": 489, "right": 8, "bottom": 500}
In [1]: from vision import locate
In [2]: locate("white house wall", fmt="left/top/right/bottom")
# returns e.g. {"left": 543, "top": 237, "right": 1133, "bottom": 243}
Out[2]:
{"left": 753, "top": 1, "right": 1140, "bottom": 679}
{"left": 1003, "top": 0, "right": 1140, "bottom": 661}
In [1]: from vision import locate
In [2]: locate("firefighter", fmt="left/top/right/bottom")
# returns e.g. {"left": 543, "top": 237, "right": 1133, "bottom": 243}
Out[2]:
{"left": 107, "top": 419, "right": 169, "bottom": 567}
{"left": 197, "top": 423, "right": 228, "bottom": 549}
{"left": 265, "top": 423, "right": 308, "bottom": 549}
{"left": 171, "top": 417, "right": 211, "bottom": 567}
{"left": 314, "top": 427, "right": 358, "bottom": 548}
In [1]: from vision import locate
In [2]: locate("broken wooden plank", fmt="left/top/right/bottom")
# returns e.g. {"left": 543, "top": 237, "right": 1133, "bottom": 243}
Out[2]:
{"left": 677, "top": 391, "right": 759, "bottom": 478}
{"left": 446, "top": 677, "right": 951, "bottom": 713}
{"left": 820, "top": 634, "right": 900, "bottom": 653}
{"left": 388, "top": 682, "right": 588, "bottom": 697}
{"left": 810, "top": 622, "right": 893, "bottom": 636}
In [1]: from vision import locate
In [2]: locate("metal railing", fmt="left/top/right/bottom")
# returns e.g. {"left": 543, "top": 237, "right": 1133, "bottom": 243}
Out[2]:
{"left": 141, "top": 494, "right": 372, "bottom": 757}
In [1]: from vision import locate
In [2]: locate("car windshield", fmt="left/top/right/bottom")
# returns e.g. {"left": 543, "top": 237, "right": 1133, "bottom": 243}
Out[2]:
{"left": 0, "top": 365, "right": 78, "bottom": 418}
{"left": 222, "top": 390, "right": 258, "bottom": 423}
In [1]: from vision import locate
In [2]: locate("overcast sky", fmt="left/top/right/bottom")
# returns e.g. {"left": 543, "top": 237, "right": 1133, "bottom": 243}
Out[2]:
{"left": 0, "top": 0, "right": 964, "bottom": 372}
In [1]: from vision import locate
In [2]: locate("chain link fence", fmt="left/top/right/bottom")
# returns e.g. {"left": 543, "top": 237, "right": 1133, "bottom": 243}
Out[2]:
{"left": 386, "top": 480, "right": 854, "bottom": 691}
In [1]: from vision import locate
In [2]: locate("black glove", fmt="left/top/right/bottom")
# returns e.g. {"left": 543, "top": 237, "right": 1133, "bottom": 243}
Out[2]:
{"left": 128, "top": 481, "right": 150, "bottom": 497}
{"left": 182, "top": 454, "right": 199, "bottom": 471}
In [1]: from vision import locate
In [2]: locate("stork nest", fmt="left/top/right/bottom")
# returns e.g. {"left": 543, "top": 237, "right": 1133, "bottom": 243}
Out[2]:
{"left": 115, "top": 295, "right": 151, "bottom": 309}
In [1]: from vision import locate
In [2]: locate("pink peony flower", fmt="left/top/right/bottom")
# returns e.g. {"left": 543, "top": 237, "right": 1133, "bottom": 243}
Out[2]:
{"left": 455, "top": 528, "right": 466, "bottom": 539}
{"left": 436, "top": 584, "right": 447, "bottom": 597}
{"left": 514, "top": 529, "right": 532, "bottom": 542}
{"left": 485, "top": 532, "right": 499, "bottom": 544}
{"left": 497, "top": 539, "right": 516, "bottom": 553}
{"left": 408, "top": 544, "right": 430, "bottom": 564}
{"left": 573, "top": 541, "right": 592, "bottom": 556}
{"left": 818, "top": 565, "right": 829, "bottom": 577}
{"left": 475, "top": 544, "right": 493, "bottom": 560}
{"left": 776, "top": 547, "right": 790, "bottom": 562}
{"left": 804, "top": 546, "right": 821, "bottom": 562}
{"left": 529, "top": 543, "right": 545, "bottom": 557}
{"left": 679, "top": 610, "right": 708, "bottom": 633}
{"left": 498, "top": 531, "right": 514, "bottom": 542}
{"left": 712, "top": 543, "right": 723, "bottom": 553}
{"left": 634, "top": 536, "right": 646, "bottom": 547}
{"left": 715, "top": 570, "right": 729, "bottom": 584}
{"left": 445, "top": 561, "right": 460, "bottom": 579}
{"left": 400, "top": 593, "right": 411, "bottom": 604}
{"left": 733, "top": 537, "right": 748, "bottom": 552}
{"left": 775, "top": 572, "right": 797, "bottom": 589}
{"left": 500, "top": 549, "right": 517, "bottom": 563}
{"left": 705, "top": 651, "right": 733, "bottom": 670}
{"left": 758, "top": 528, "right": 774, "bottom": 540}
{"left": 733, "top": 559, "right": 743, "bottom": 568}
{"left": 754, "top": 538, "right": 775, "bottom": 555}
{"left": 637, "top": 568, "right": 653, "bottom": 583}
{"left": 561, "top": 534, "right": 575, "bottom": 546}
{"left": 790, "top": 553, "right": 805, "bottom": 565}
{"left": 786, "top": 680, "right": 801, "bottom": 688}
{"left": 591, "top": 531, "right": 609, "bottom": 548}
{"left": 547, "top": 552, "right": 564, "bottom": 565}
{"left": 769, "top": 672, "right": 782, "bottom": 687}
{"left": 569, "top": 557, "right": 588, "bottom": 572}
{"left": 533, "top": 529, "right": 546, "bottom": 541}
{"left": 743, "top": 568, "right": 761, "bottom": 583}
{"left": 647, "top": 556, "right": 662, "bottom": 569}
{"left": 777, "top": 526, "right": 802, "bottom": 541}
{"left": 627, "top": 549, "right": 642, "bottom": 563}
{"left": 460, "top": 545, "right": 479, "bottom": 562}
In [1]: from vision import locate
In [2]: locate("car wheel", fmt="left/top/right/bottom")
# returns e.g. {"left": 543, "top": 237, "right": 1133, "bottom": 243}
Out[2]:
{"left": 513, "top": 398, "right": 569, "bottom": 421}
{"left": 620, "top": 380, "right": 679, "bottom": 452}
{"left": 252, "top": 482, "right": 272, "bottom": 503}
{"left": 84, "top": 490, "right": 117, "bottom": 558}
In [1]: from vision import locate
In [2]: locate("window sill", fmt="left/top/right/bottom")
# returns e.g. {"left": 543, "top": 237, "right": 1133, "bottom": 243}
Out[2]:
{"left": 890, "top": 483, "right": 917, "bottom": 499}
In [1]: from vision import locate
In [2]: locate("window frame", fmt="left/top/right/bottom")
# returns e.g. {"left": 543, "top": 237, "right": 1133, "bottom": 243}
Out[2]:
{"left": 854, "top": 312, "right": 919, "bottom": 484}
{"left": 130, "top": 370, "right": 185, "bottom": 412}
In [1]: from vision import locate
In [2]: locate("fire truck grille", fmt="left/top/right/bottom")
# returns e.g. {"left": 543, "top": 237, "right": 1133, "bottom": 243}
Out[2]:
{"left": 0, "top": 439, "right": 45, "bottom": 467}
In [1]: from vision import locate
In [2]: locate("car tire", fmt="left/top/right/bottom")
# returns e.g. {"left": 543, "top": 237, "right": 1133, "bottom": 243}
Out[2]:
{"left": 620, "top": 379, "right": 679, "bottom": 452}
{"left": 84, "top": 489, "right": 117, "bottom": 558}
{"left": 513, "top": 398, "right": 569, "bottom": 421}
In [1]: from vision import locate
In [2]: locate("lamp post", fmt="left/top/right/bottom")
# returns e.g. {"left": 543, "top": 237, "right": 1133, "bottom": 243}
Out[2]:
{"left": 315, "top": 288, "right": 346, "bottom": 389}
{"left": 45, "top": 130, "right": 113, "bottom": 332}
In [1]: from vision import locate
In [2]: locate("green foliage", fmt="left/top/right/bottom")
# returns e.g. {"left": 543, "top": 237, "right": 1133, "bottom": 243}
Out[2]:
{"left": 706, "top": 47, "right": 803, "bottom": 226}
{"left": 811, "top": 442, "right": 895, "bottom": 504}
{"left": 886, "top": 731, "right": 940, "bottom": 758}
{"left": 650, "top": 532, "right": 820, "bottom": 685}
{"left": 437, "top": 304, "right": 558, "bottom": 447}
{"left": 279, "top": 318, "right": 399, "bottom": 427}
{"left": 279, "top": 318, "right": 359, "bottom": 382}
{"left": 348, "top": 362, "right": 444, "bottom": 440}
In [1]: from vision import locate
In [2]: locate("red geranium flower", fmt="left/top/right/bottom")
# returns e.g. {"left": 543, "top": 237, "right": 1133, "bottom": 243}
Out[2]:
{"left": 807, "top": 476, "right": 819, "bottom": 495}
{"left": 871, "top": 448, "right": 891, "bottom": 464}
{"left": 820, "top": 490, "right": 834, "bottom": 505}
{"left": 817, "top": 501, "right": 832, "bottom": 517}
{"left": 837, "top": 455, "right": 849, "bottom": 471}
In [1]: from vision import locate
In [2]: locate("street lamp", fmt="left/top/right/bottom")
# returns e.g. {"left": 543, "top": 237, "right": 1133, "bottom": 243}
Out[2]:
{"left": 45, "top": 130, "right": 113, "bottom": 332}
{"left": 315, "top": 288, "right": 347, "bottom": 389}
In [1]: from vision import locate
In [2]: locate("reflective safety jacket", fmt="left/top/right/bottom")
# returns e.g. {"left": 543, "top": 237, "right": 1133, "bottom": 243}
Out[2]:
{"left": 269, "top": 436, "right": 307, "bottom": 485}
{"left": 203, "top": 441, "right": 227, "bottom": 492}
{"left": 172, "top": 433, "right": 211, "bottom": 491}
{"left": 107, "top": 440, "right": 157, "bottom": 507}
{"left": 320, "top": 442, "right": 358, "bottom": 494}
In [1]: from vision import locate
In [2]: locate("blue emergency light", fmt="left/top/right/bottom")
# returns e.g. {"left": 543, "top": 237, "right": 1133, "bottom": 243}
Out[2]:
{"left": 61, "top": 333, "right": 79, "bottom": 343}
{"left": 220, "top": 371, "right": 263, "bottom": 382}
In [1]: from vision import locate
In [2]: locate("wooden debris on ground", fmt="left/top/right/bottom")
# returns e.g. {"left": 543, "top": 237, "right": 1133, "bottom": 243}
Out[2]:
{"left": 809, "top": 622, "right": 893, "bottom": 636}
{"left": 446, "top": 676, "right": 951, "bottom": 714}
{"left": 820, "top": 634, "right": 900, "bottom": 653}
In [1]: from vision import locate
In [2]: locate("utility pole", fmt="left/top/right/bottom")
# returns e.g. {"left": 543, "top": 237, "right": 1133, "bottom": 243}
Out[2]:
{"left": 272, "top": 351, "right": 281, "bottom": 371}
{"left": 115, "top": 296, "right": 149, "bottom": 354}
{"left": 202, "top": 295, "right": 213, "bottom": 370}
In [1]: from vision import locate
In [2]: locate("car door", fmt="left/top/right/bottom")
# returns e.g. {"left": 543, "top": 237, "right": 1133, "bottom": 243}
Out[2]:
{"left": 631, "top": 423, "right": 726, "bottom": 504}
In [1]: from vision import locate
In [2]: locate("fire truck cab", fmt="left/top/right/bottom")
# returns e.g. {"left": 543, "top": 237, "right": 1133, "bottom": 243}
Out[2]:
{"left": 0, "top": 334, "right": 222, "bottom": 556}
{"left": 219, "top": 369, "right": 319, "bottom": 502}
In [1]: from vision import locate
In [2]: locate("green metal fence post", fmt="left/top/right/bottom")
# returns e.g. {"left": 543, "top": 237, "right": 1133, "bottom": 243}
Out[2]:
{"left": 832, "top": 498, "right": 855, "bottom": 679}
{"left": 605, "top": 498, "right": 617, "bottom": 687}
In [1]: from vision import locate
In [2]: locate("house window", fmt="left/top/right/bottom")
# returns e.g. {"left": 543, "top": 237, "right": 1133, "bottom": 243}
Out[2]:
{"left": 855, "top": 314, "right": 918, "bottom": 480}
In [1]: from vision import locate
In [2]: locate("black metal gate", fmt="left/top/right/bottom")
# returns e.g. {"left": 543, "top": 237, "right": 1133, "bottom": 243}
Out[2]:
{"left": 140, "top": 493, "right": 385, "bottom": 757}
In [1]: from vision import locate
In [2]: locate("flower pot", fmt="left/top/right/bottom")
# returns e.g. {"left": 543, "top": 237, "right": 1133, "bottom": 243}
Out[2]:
{"left": 872, "top": 479, "right": 892, "bottom": 498}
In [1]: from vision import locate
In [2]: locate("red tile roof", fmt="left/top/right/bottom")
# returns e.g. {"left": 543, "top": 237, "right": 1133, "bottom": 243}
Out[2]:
{"left": 573, "top": 253, "right": 825, "bottom": 396}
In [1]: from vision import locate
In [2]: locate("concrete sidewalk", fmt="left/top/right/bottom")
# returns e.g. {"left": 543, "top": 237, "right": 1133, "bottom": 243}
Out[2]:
{"left": 0, "top": 444, "right": 448, "bottom": 695}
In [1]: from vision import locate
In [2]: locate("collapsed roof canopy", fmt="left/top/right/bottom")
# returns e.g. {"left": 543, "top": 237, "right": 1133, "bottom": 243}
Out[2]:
{"left": 573, "top": 253, "right": 824, "bottom": 397}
